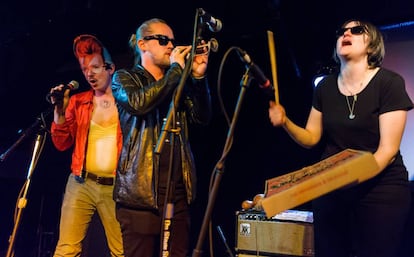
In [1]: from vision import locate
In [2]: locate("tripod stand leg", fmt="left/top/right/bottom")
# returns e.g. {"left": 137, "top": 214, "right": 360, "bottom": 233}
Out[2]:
{"left": 6, "top": 132, "right": 47, "bottom": 257}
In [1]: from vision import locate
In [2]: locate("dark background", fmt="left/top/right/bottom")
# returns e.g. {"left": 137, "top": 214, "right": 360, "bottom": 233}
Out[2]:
{"left": 1, "top": 0, "right": 414, "bottom": 256}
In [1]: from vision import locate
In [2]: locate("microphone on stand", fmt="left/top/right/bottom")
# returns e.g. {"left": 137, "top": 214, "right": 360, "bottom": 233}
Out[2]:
{"left": 236, "top": 48, "right": 275, "bottom": 99}
{"left": 236, "top": 48, "right": 272, "bottom": 90}
{"left": 46, "top": 80, "right": 79, "bottom": 104}
{"left": 198, "top": 8, "right": 223, "bottom": 32}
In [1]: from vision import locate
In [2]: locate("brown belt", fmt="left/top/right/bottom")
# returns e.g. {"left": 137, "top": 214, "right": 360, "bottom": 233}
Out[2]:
{"left": 84, "top": 171, "right": 114, "bottom": 186}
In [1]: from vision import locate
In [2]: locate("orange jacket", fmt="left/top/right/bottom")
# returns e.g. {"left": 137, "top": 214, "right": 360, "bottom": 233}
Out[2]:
{"left": 51, "top": 89, "right": 122, "bottom": 176}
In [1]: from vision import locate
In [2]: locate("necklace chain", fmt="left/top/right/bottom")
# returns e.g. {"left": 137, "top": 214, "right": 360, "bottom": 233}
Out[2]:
{"left": 345, "top": 95, "right": 357, "bottom": 119}
{"left": 340, "top": 76, "right": 364, "bottom": 120}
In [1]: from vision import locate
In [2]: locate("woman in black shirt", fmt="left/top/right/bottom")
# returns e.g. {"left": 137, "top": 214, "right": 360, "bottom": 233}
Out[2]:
{"left": 268, "top": 19, "right": 413, "bottom": 257}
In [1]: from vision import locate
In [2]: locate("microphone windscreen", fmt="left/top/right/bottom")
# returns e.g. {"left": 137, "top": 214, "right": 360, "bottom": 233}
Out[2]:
{"left": 68, "top": 80, "right": 80, "bottom": 90}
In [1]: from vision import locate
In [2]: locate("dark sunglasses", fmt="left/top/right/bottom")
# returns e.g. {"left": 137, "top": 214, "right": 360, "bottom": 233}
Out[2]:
{"left": 336, "top": 25, "right": 365, "bottom": 37}
{"left": 143, "top": 34, "right": 175, "bottom": 46}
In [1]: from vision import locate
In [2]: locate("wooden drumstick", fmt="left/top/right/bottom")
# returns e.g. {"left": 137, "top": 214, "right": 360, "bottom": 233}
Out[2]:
{"left": 267, "top": 30, "right": 279, "bottom": 104}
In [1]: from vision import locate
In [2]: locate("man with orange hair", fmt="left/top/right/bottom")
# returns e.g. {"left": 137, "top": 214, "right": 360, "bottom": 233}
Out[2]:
{"left": 49, "top": 34, "right": 123, "bottom": 257}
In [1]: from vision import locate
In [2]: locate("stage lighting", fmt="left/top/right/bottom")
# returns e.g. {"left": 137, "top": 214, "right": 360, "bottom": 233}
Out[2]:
{"left": 312, "top": 65, "right": 337, "bottom": 87}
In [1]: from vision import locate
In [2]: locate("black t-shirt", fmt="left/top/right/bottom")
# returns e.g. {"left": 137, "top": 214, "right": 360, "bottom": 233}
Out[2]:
{"left": 313, "top": 68, "right": 413, "bottom": 182}
{"left": 313, "top": 68, "right": 413, "bottom": 157}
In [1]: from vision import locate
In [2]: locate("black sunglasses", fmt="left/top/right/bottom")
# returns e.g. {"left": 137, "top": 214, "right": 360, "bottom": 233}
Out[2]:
{"left": 336, "top": 25, "right": 365, "bottom": 37}
{"left": 143, "top": 34, "right": 175, "bottom": 46}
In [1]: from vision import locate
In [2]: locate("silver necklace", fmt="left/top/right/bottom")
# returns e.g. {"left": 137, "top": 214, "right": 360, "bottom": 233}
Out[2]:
{"left": 345, "top": 94, "right": 357, "bottom": 119}
{"left": 340, "top": 76, "right": 364, "bottom": 120}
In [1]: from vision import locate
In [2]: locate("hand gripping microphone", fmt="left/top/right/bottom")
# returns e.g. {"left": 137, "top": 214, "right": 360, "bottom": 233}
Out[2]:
{"left": 46, "top": 80, "right": 79, "bottom": 103}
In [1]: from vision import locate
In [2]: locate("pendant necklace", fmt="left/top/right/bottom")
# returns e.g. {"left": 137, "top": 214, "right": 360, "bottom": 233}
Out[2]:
{"left": 100, "top": 100, "right": 111, "bottom": 109}
{"left": 95, "top": 98, "right": 113, "bottom": 109}
{"left": 340, "top": 76, "right": 364, "bottom": 120}
{"left": 345, "top": 94, "right": 357, "bottom": 119}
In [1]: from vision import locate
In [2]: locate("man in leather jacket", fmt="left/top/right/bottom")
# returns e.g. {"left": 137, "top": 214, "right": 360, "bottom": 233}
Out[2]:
{"left": 111, "top": 18, "right": 212, "bottom": 257}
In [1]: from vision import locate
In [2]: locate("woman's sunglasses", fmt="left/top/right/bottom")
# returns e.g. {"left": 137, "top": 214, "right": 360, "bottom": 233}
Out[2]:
{"left": 143, "top": 34, "right": 175, "bottom": 46}
{"left": 336, "top": 25, "right": 365, "bottom": 37}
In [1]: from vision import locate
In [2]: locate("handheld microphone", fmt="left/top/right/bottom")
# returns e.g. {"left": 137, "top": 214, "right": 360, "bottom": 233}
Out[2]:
{"left": 46, "top": 80, "right": 79, "bottom": 103}
{"left": 198, "top": 8, "right": 222, "bottom": 32}
{"left": 236, "top": 48, "right": 272, "bottom": 90}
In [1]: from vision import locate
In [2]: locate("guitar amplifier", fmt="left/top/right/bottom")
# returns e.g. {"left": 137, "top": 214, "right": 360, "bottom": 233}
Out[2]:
{"left": 235, "top": 210, "right": 314, "bottom": 256}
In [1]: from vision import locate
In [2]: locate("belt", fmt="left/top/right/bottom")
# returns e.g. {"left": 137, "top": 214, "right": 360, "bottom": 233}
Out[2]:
{"left": 83, "top": 171, "right": 114, "bottom": 186}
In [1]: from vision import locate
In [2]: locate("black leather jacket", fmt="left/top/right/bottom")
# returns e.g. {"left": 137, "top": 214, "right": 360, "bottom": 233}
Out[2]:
{"left": 112, "top": 63, "right": 212, "bottom": 210}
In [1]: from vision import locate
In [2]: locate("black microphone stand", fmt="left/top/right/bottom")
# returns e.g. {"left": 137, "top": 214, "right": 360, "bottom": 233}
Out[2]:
{"left": 192, "top": 70, "right": 253, "bottom": 257}
{"left": 154, "top": 8, "right": 204, "bottom": 257}
{"left": 1, "top": 108, "right": 52, "bottom": 257}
